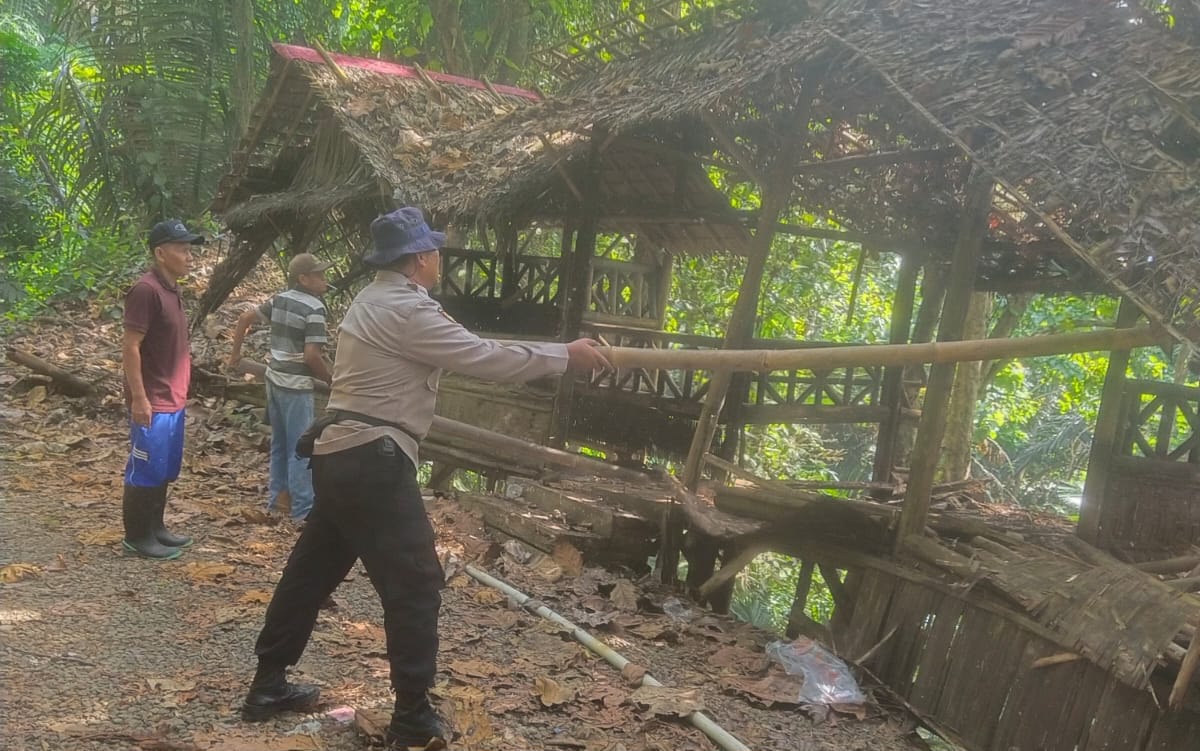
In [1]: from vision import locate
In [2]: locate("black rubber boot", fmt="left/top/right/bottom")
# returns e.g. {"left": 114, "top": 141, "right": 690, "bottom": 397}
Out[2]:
{"left": 385, "top": 692, "right": 447, "bottom": 750}
{"left": 122, "top": 486, "right": 183, "bottom": 560}
{"left": 241, "top": 663, "right": 320, "bottom": 722}
{"left": 150, "top": 485, "right": 192, "bottom": 548}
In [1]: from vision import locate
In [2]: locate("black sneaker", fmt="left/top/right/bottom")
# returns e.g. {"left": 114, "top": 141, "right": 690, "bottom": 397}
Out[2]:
{"left": 241, "top": 666, "right": 320, "bottom": 722}
{"left": 385, "top": 692, "right": 447, "bottom": 750}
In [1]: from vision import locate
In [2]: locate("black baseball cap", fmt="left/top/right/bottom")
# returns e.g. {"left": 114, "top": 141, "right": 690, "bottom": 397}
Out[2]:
{"left": 148, "top": 219, "right": 205, "bottom": 249}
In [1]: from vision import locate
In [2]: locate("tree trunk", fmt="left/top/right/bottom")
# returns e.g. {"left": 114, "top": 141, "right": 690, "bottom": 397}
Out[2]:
{"left": 939, "top": 292, "right": 992, "bottom": 481}
{"left": 429, "top": 0, "right": 470, "bottom": 74}
{"left": 232, "top": 0, "right": 256, "bottom": 141}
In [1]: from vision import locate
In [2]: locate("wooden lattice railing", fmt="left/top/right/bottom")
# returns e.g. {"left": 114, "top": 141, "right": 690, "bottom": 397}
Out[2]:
{"left": 581, "top": 323, "right": 885, "bottom": 423}
{"left": 1119, "top": 380, "right": 1200, "bottom": 463}
{"left": 439, "top": 249, "right": 662, "bottom": 323}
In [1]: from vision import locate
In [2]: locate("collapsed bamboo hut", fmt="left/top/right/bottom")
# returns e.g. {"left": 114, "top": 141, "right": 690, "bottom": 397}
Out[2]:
{"left": 206, "top": 2, "right": 1200, "bottom": 748}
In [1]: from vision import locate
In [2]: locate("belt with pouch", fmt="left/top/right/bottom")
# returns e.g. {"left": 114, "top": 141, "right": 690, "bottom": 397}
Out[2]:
{"left": 296, "top": 409, "right": 421, "bottom": 458}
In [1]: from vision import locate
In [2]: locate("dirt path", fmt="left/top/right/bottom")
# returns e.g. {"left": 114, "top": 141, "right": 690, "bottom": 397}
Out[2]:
{"left": 1, "top": 306, "right": 925, "bottom": 751}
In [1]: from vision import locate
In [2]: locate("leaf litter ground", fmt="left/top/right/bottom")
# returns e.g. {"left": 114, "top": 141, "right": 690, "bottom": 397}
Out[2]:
{"left": 0, "top": 268, "right": 928, "bottom": 751}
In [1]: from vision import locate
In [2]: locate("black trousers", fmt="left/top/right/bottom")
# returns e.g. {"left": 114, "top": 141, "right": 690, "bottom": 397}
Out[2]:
{"left": 253, "top": 438, "right": 444, "bottom": 691}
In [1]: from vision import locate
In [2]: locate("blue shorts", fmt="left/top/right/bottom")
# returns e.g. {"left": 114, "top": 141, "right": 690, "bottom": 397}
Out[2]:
{"left": 124, "top": 408, "right": 186, "bottom": 487}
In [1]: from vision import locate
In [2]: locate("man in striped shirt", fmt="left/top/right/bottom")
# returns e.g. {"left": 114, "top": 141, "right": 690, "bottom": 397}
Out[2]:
{"left": 228, "top": 253, "right": 333, "bottom": 520}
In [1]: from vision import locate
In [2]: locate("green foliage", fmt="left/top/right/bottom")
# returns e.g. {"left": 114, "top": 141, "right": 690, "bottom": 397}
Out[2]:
{"left": 1, "top": 218, "right": 148, "bottom": 318}
{"left": 730, "top": 553, "right": 834, "bottom": 634}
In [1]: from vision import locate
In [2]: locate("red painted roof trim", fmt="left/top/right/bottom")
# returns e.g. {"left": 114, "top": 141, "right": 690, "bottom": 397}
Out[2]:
{"left": 272, "top": 43, "right": 541, "bottom": 101}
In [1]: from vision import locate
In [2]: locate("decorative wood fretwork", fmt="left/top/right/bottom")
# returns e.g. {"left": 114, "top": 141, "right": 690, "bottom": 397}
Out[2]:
{"left": 1119, "top": 380, "right": 1200, "bottom": 463}
{"left": 439, "top": 249, "right": 561, "bottom": 306}
{"left": 580, "top": 323, "right": 885, "bottom": 423}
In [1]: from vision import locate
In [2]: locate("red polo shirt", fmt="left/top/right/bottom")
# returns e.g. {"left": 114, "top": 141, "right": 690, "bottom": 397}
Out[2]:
{"left": 124, "top": 269, "right": 190, "bottom": 412}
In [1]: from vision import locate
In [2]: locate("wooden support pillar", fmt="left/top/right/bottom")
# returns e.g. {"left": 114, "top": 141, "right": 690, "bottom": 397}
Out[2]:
{"left": 559, "top": 131, "right": 604, "bottom": 341}
{"left": 785, "top": 559, "right": 816, "bottom": 639}
{"left": 552, "top": 130, "right": 604, "bottom": 446}
{"left": 681, "top": 184, "right": 788, "bottom": 489}
{"left": 895, "top": 171, "right": 992, "bottom": 551}
{"left": 871, "top": 250, "right": 919, "bottom": 495}
{"left": 1078, "top": 297, "right": 1139, "bottom": 545}
{"left": 498, "top": 225, "right": 519, "bottom": 302}
{"left": 655, "top": 251, "right": 674, "bottom": 328}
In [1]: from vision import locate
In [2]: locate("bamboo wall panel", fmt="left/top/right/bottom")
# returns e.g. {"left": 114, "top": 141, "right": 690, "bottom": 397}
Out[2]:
{"left": 844, "top": 568, "right": 1200, "bottom": 751}
{"left": 1100, "top": 380, "right": 1200, "bottom": 554}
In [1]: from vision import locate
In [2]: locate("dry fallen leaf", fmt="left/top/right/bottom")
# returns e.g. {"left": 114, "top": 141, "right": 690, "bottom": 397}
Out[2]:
{"left": 0, "top": 562, "right": 42, "bottom": 583}
{"left": 627, "top": 619, "right": 676, "bottom": 642}
{"left": 530, "top": 554, "right": 563, "bottom": 583}
{"left": 610, "top": 579, "right": 639, "bottom": 612}
{"left": 147, "top": 677, "right": 197, "bottom": 693}
{"left": 721, "top": 673, "right": 802, "bottom": 706}
{"left": 76, "top": 527, "right": 124, "bottom": 546}
{"left": 620, "top": 662, "right": 647, "bottom": 686}
{"left": 238, "top": 589, "right": 273, "bottom": 605}
{"left": 582, "top": 684, "right": 626, "bottom": 708}
{"left": 448, "top": 659, "right": 505, "bottom": 679}
{"left": 708, "top": 645, "right": 770, "bottom": 674}
{"left": 192, "top": 729, "right": 321, "bottom": 750}
{"left": 344, "top": 96, "right": 379, "bottom": 118}
{"left": 532, "top": 676, "right": 576, "bottom": 707}
{"left": 629, "top": 685, "right": 705, "bottom": 717}
{"left": 184, "top": 561, "right": 237, "bottom": 583}
{"left": 472, "top": 587, "right": 506, "bottom": 606}
{"left": 551, "top": 541, "right": 584, "bottom": 577}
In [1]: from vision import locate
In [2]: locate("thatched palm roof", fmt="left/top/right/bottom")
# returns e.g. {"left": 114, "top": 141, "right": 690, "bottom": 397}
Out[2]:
{"left": 412, "top": 0, "right": 1200, "bottom": 336}
{"left": 210, "top": 43, "right": 750, "bottom": 257}
{"left": 211, "top": 43, "right": 537, "bottom": 230}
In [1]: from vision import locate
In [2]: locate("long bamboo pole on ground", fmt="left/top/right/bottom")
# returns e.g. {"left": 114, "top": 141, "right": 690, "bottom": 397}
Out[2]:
{"left": 600, "top": 324, "right": 1160, "bottom": 373}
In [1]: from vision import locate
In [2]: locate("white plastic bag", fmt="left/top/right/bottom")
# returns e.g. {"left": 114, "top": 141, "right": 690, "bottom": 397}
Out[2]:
{"left": 766, "top": 637, "right": 867, "bottom": 706}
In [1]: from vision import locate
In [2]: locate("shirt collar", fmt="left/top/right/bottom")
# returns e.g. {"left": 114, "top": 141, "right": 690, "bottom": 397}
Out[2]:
{"left": 148, "top": 266, "right": 180, "bottom": 293}
{"left": 375, "top": 270, "right": 425, "bottom": 295}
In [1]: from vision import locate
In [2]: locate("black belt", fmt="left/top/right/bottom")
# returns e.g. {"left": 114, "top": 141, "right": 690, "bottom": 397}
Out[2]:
{"left": 296, "top": 410, "right": 421, "bottom": 458}
{"left": 331, "top": 410, "right": 422, "bottom": 445}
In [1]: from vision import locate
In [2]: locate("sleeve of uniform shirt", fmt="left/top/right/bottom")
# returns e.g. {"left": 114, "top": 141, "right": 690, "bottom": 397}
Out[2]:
{"left": 305, "top": 304, "right": 328, "bottom": 345}
{"left": 256, "top": 299, "right": 273, "bottom": 322}
{"left": 401, "top": 299, "right": 569, "bottom": 382}
{"left": 123, "top": 282, "right": 158, "bottom": 333}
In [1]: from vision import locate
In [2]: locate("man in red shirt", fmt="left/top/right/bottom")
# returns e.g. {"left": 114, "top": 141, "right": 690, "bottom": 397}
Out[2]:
{"left": 121, "top": 219, "right": 204, "bottom": 560}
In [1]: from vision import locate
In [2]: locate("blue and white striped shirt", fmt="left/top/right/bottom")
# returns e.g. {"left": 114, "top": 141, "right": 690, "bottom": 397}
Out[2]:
{"left": 256, "top": 288, "right": 328, "bottom": 391}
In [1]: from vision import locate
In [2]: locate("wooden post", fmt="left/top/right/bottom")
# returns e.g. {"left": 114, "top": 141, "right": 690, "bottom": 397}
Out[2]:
{"left": 681, "top": 184, "right": 788, "bottom": 489}
{"left": 871, "top": 250, "right": 919, "bottom": 495}
{"left": 896, "top": 260, "right": 946, "bottom": 464}
{"left": 552, "top": 130, "right": 604, "bottom": 446}
{"left": 895, "top": 172, "right": 992, "bottom": 551}
{"left": 559, "top": 130, "right": 604, "bottom": 341}
{"left": 1078, "top": 298, "right": 1139, "bottom": 545}
{"left": 655, "top": 251, "right": 674, "bottom": 328}
{"left": 785, "top": 560, "right": 816, "bottom": 639}
{"left": 497, "top": 225, "right": 519, "bottom": 302}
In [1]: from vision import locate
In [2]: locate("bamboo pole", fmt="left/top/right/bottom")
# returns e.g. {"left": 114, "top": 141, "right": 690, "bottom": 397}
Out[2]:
{"left": 600, "top": 324, "right": 1160, "bottom": 373}
{"left": 872, "top": 251, "right": 919, "bottom": 494}
{"left": 1169, "top": 620, "right": 1200, "bottom": 709}
{"left": 896, "top": 173, "right": 991, "bottom": 550}
{"left": 1078, "top": 298, "right": 1140, "bottom": 544}
{"left": 464, "top": 565, "right": 752, "bottom": 751}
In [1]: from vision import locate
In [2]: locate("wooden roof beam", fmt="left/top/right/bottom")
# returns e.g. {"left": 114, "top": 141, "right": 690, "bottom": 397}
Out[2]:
{"left": 791, "top": 147, "right": 959, "bottom": 173}
{"left": 700, "top": 110, "right": 766, "bottom": 187}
